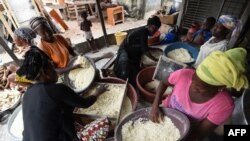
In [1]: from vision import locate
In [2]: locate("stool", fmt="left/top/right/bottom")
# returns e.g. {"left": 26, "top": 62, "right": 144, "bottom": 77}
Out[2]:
{"left": 107, "top": 6, "right": 124, "bottom": 26}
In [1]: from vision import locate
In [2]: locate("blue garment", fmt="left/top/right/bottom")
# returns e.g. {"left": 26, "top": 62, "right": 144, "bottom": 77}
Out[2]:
{"left": 192, "top": 29, "right": 212, "bottom": 42}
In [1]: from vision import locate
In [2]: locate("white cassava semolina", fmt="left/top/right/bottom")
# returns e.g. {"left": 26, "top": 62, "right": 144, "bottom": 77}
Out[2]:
{"left": 77, "top": 84, "right": 132, "bottom": 118}
{"left": 141, "top": 49, "right": 162, "bottom": 65}
{"left": 122, "top": 117, "right": 180, "bottom": 141}
{"left": 167, "top": 48, "right": 194, "bottom": 63}
{"left": 68, "top": 56, "right": 95, "bottom": 91}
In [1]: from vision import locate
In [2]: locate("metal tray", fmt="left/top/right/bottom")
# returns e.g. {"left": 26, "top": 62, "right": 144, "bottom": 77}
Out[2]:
{"left": 64, "top": 56, "right": 96, "bottom": 94}
{"left": 153, "top": 55, "right": 187, "bottom": 82}
{"left": 0, "top": 91, "right": 21, "bottom": 122}
{"left": 73, "top": 82, "right": 127, "bottom": 120}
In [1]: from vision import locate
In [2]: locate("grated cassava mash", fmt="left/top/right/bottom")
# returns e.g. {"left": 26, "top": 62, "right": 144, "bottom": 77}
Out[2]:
{"left": 122, "top": 117, "right": 180, "bottom": 141}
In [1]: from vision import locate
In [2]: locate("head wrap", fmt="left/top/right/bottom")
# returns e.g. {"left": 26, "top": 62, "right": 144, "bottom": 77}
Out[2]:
{"left": 196, "top": 48, "right": 249, "bottom": 91}
{"left": 29, "top": 16, "right": 49, "bottom": 31}
{"left": 218, "top": 15, "right": 242, "bottom": 37}
{"left": 14, "top": 27, "right": 36, "bottom": 44}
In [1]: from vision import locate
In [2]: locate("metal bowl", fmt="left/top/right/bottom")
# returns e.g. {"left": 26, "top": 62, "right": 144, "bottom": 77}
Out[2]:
{"left": 0, "top": 91, "right": 21, "bottom": 122}
{"left": 114, "top": 107, "right": 190, "bottom": 141}
{"left": 64, "top": 56, "right": 96, "bottom": 94}
{"left": 7, "top": 105, "right": 23, "bottom": 141}
{"left": 232, "top": 89, "right": 250, "bottom": 124}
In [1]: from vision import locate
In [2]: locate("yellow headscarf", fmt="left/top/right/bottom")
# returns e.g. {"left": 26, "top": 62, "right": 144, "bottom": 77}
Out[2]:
{"left": 196, "top": 48, "right": 249, "bottom": 91}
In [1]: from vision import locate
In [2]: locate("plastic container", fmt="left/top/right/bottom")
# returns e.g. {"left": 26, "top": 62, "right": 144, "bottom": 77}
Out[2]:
{"left": 232, "top": 89, "right": 250, "bottom": 124}
{"left": 148, "top": 31, "right": 161, "bottom": 45}
{"left": 114, "top": 32, "right": 127, "bottom": 45}
{"left": 114, "top": 107, "right": 190, "bottom": 141}
{"left": 136, "top": 66, "right": 167, "bottom": 103}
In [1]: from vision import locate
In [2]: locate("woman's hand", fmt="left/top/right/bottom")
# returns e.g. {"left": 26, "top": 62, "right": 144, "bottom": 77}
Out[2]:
{"left": 93, "top": 84, "right": 109, "bottom": 97}
{"left": 150, "top": 106, "right": 164, "bottom": 123}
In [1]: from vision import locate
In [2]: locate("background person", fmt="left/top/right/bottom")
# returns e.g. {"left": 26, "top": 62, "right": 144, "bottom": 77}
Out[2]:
{"left": 30, "top": 16, "right": 79, "bottom": 74}
{"left": 194, "top": 15, "right": 241, "bottom": 67}
{"left": 80, "top": 11, "right": 98, "bottom": 53}
{"left": 113, "top": 15, "right": 161, "bottom": 87}
{"left": 7, "top": 27, "right": 37, "bottom": 86}
{"left": 192, "top": 17, "right": 216, "bottom": 45}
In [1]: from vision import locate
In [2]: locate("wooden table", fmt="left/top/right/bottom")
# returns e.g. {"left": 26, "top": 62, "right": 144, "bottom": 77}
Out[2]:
{"left": 65, "top": 0, "right": 96, "bottom": 24}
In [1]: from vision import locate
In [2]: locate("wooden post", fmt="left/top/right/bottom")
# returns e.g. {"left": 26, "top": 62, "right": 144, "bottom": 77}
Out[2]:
{"left": 0, "top": 37, "right": 20, "bottom": 66}
{"left": 95, "top": 0, "right": 109, "bottom": 47}
{"left": 74, "top": 4, "right": 79, "bottom": 25}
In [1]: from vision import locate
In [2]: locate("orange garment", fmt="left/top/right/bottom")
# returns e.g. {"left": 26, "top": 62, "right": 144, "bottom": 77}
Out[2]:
{"left": 38, "top": 34, "right": 70, "bottom": 68}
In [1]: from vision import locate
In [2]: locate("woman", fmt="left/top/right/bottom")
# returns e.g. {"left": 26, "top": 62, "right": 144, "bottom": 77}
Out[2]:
{"left": 30, "top": 16, "right": 79, "bottom": 74}
{"left": 192, "top": 17, "right": 216, "bottom": 45}
{"left": 113, "top": 16, "right": 161, "bottom": 86}
{"left": 29, "top": 16, "right": 113, "bottom": 74}
{"left": 194, "top": 15, "right": 241, "bottom": 67}
{"left": 150, "top": 48, "right": 249, "bottom": 141}
{"left": 17, "top": 47, "right": 108, "bottom": 141}
{"left": 7, "top": 27, "right": 37, "bottom": 85}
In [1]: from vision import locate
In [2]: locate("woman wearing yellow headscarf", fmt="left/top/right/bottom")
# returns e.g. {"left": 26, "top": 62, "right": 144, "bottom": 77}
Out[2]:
{"left": 196, "top": 48, "right": 248, "bottom": 91}
{"left": 150, "top": 48, "right": 248, "bottom": 141}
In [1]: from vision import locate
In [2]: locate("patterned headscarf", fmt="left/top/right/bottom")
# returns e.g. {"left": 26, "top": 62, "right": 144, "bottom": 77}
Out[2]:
{"left": 14, "top": 27, "right": 36, "bottom": 44}
{"left": 196, "top": 48, "right": 249, "bottom": 91}
{"left": 218, "top": 15, "right": 242, "bottom": 37}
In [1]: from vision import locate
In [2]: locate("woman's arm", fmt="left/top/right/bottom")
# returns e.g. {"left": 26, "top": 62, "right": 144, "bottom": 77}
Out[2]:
{"left": 186, "top": 119, "right": 218, "bottom": 141}
{"left": 51, "top": 84, "right": 108, "bottom": 108}
{"left": 150, "top": 80, "right": 169, "bottom": 123}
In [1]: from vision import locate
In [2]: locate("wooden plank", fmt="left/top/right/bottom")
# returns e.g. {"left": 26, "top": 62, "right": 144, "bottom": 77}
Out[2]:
{"left": 0, "top": 37, "right": 20, "bottom": 66}
{"left": 116, "top": 79, "right": 128, "bottom": 125}
{"left": 0, "top": 4, "right": 4, "bottom": 11}
{"left": 2, "top": 0, "right": 20, "bottom": 28}
{"left": 102, "top": 54, "right": 117, "bottom": 69}
{"left": 74, "top": 4, "right": 80, "bottom": 25}
{"left": 1, "top": 0, "right": 18, "bottom": 29}
{"left": 65, "top": 0, "right": 95, "bottom": 5}
{"left": 34, "top": 0, "right": 46, "bottom": 17}
{"left": 0, "top": 11, "right": 14, "bottom": 40}
{"left": 88, "top": 4, "right": 94, "bottom": 15}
